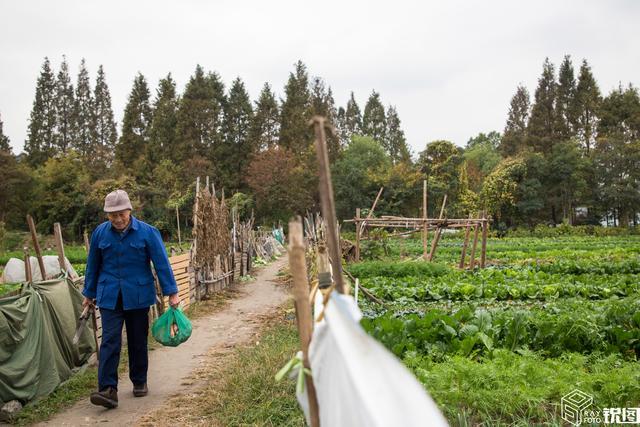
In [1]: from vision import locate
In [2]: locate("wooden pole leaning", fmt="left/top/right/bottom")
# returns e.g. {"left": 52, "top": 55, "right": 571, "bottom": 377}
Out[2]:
{"left": 289, "top": 219, "right": 320, "bottom": 427}
{"left": 83, "top": 229, "right": 90, "bottom": 253}
{"left": 53, "top": 222, "right": 67, "bottom": 277}
{"left": 312, "top": 116, "right": 344, "bottom": 294}
{"left": 427, "top": 195, "right": 448, "bottom": 262}
{"left": 26, "top": 214, "right": 47, "bottom": 280}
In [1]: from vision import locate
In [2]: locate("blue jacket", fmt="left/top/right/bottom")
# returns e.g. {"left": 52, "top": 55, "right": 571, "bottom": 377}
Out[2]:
{"left": 83, "top": 216, "right": 178, "bottom": 310}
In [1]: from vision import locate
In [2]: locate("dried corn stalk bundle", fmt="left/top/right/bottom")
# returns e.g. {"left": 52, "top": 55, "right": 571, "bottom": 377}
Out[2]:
{"left": 193, "top": 185, "right": 232, "bottom": 273}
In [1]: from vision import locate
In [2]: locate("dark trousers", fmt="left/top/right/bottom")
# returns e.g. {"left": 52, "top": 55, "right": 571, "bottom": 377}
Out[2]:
{"left": 97, "top": 293, "right": 150, "bottom": 391}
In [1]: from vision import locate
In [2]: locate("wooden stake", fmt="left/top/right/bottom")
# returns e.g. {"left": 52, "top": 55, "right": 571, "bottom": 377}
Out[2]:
{"left": 355, "top": 208, "right": 361, "bottom": 263}
{"left": 176, "top": 206, "right": 182, "bottom": 249}
{"left": 469, "top": 223, "right": 480, "bottom": 269}
{"left": 459, "top": 219, "right": 472, "bottom": 269}
{"left": 480, "top": 212, "right": 488, "bottom": 268}
{"left": 312, "top": 116, "right": 344, "bottom": 294}
{"left": 24, "top": 248, "right": 33, "bottom": 282}
{"left": 84, "top": 229, "right": 90, "bottom": 253}
{"left": 91, "top": 308, "right": 100, "bottom": 361}
{"left": 53, "top": 222, "right": 67, "bottom": 276}
{"left": 26, "top": 214, "right": 46, "bottom": 280}
{"left": 422, "top": 180, "right": 428, "bottom": 260}
{"left": 288, "top": 219, "right": 320, "bottom": 427}
{"left": 438, "top": 194, "right": 448, "bottom": 220}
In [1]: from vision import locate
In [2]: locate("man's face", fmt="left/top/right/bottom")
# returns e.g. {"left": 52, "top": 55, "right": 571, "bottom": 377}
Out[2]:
{"left": 107, "top": 210, "right": 131, "bottom": 231}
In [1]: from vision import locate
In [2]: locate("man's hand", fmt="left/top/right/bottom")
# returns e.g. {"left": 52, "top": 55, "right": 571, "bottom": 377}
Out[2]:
{"left": 168, "top": 293, "right": 180, "bottom": 308}
{"left": 82, "top": 297, "right": 95, "bottom": 308}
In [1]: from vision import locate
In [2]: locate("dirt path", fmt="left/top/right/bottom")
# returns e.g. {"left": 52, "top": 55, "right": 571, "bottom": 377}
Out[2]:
{"left": 39, "top": 256, "right": 289, "bottom": 427}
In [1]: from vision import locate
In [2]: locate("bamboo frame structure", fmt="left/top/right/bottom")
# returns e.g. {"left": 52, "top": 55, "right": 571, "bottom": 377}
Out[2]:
{"left": 346, "top": 187, "right": 491, "bottom": 267}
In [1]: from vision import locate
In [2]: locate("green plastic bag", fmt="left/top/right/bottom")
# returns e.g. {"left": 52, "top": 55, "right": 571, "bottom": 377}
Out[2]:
{"left": 151, "top": 307, "right": 192, "bottom": 347}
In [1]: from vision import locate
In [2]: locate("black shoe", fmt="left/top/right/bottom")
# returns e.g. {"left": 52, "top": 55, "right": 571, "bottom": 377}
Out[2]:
{"left": 90, "top": 387, "right": 118, "bottom": 408}
{"left": 133, "top": 383, "right": 148, "bottom": 397}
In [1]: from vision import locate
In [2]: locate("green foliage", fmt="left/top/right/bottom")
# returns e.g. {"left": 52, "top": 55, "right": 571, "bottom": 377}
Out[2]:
{"left": 362, "top": 91, "right": 387, "bottom": 146}
{"left": 25, "top": 57, "right": 57, "bottom": 166}
{"left": 115, "top": 73, "right": 152, "bottom": 171}
{"left": 348, "top": 260, "right": 449, "bottom": 279}
{"left": 279, "top": 60, "right": 312, "bottom": 154}
{"left": 500, "top": 85, "right": 530, "bottom": 157}
{"left": 250, "top": 83, "right": 279, "bottom": 151}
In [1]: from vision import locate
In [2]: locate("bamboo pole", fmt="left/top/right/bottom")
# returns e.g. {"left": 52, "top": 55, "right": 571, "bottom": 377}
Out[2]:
{"left": 288, "top": 219, "right": 320, "bottom": 427}
{"left": 360, "top": 186, "right": 384, "bottom": 235}
{"left": 193, "top": 177, "right": 200, "bottom": 302}
{"left": 24, "top": 248, "right": 32, "bottom": 282}
{"left": 422, "top": 180, "right": 428, "bottom": 260}
{"left": 438, "top": 194, "right": 448, "bottom": 220}
{"left": 480, "top": 212, "right": 488, "bottom": 268}
{"left": 469, "top": 223, "right": 480, "bottom": 269}
{"left": 53, "top": 223, "right": 67, "bottom": 276}
{"left": 459, "top": 218, "right": 472, "bottom": 269}
{"left": 312, "top": 116, "right": 344, "bottom": 294}
{"left": 26, "top": 214, "right": 46, "bottom": 280}
{"left": 355, "top": 208, "right": 361, "bottom": 263}
{"left": 91, "top": 308, "right": 100, "bottom": 361}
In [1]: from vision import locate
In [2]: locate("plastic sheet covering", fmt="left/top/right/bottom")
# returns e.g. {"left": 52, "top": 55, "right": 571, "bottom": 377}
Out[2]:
{"left": 297, "top": 292, "right": 449, "bottom": 427}
{"left": 2, "top": 256, "right": 78, "bottom": 283}
{"left": 0, "top": 278, "right": 95, "bottom": 405}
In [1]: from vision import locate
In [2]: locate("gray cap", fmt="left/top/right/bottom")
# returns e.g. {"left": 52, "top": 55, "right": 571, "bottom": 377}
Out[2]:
{"left": 104, "top": 190, "right": 133, "bottom": 212}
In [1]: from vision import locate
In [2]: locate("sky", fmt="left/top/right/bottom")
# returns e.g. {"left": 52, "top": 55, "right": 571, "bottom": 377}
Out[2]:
{"left": 1, "top": 0, "right": 638, "bottom": 157}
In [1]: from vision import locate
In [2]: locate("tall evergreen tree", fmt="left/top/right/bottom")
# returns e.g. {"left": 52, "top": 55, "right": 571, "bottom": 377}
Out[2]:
{"left": 500, "top": 85, "right": 530, "bottom": 156}
{"left": 310, "top": 77, "right": 340, "bottom": 160}
{"left": 527, "top": 58, "right": 558, "bottom": 155}
{"left": 93, "top": 65, "right": 117, "bottom": 167}
{"left": 335, "top": 107, "right": 348, "bottom": 147}
{"left": 279, "top": 60, "right": 312, "bottom": 153}
{"left": 25, "top": 57, "right": 57, "bottom": 165}
{"left": 250, "top": 82, "right": 280, "bottom": 151}
{"left": 220, "top": 77, "right": 254, "bottom": 191}
{"left": 72, "top": 58, "right": 95, "bottom": 159}
{"left": 385, "top": 105, "right": 411, "bottom": 163}
{"left": 115, "top": 73, "right": 152, "bottom": 169}
{"left": 54, "top": 56, "right": 75, "bottom": 153}
{"left": 147, "top": 74, "right": 178, "bottom": 166}
{"left": 0, "top": 113, "right": 10, "bottom": 152}
{"left": 175, "top": 65, "right": 225, "bottom": 163}
{"left": 556, "top": 55, "right": 578, "bottom": 139}
{"left": 344, "top": 92, "right": 363, "bottom": 137}
{"left": 362, "top": 91, "right": 387, "bottom": 146}
{"left": 575, "top": 59, "right": 602, "bottom": 154}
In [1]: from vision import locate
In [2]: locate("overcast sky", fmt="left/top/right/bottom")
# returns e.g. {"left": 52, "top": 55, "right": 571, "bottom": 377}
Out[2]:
{"left": 1, "top": 0, "right": 638, "bottom": 156}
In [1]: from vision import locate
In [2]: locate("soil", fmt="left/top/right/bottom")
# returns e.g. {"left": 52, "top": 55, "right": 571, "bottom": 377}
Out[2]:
{"left": 38, "top": 255, "right": 289, "bottom": 427}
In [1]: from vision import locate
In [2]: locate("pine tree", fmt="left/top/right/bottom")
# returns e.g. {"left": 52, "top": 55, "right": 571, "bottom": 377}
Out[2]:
{"left": 25, "top": 57, "right": 57, "bottom": 165}
{"left": 556, "top": 55, "right": 578, "bottom": 139}
{"left": 115, "top": 73, "right": 152, "bottom": 169}
{"left": 527, "top": 58, "right": 558, "bottom": 155}
{"left": 54, "top": 56, "right": 75, "bottom": 153}
{"left": 575, "top": 59, "right": 602, "bottom": 154}
{"left": 220, "top": 77, "right": 254, "bottom": 191}
{"left": 0, "top": 113, "right": 11, "bottom": 152}
{"left": 147, "top": 74, "right": 177, "bottom": 165}
{"left": 500, "top": 85, "right": 530, "bottom": 156}
{"left": 362, "top": 91, "right": 387, "bottom": 146}
{"left": 93, "top": 65, "right": 117, "bottom": 167}
{"left": 335, "top": 107, "right": 348, "bottom": 147}
{"left": 250, "top": 82, "right": 280, "bottom": 151}
{"left": 175, "top": 65, "right": 225, "bottom": 163}
{"left": 279, "top": 60, "right": 312, "bottom": 153}
{"left": 344, "top": 92, "right": 363, "bottom": 138}
{"left": 72, "top": 58, "right": 95, "bottom": 159}
{"left": 310, "top": 77, "right": 340, "bottom": 160}
{"left": 385, "top": 105, "right": 411, "bottom": 163}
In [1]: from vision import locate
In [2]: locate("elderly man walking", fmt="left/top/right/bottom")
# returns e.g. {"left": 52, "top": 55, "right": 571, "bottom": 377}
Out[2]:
{"left": 82, "top": 190, "right": 179, "bottom": 409}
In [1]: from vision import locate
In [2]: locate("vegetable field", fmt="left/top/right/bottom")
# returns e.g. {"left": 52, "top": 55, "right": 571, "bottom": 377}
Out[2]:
{"left": 352, "top": 233, "right": 640, "bottom": 425}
